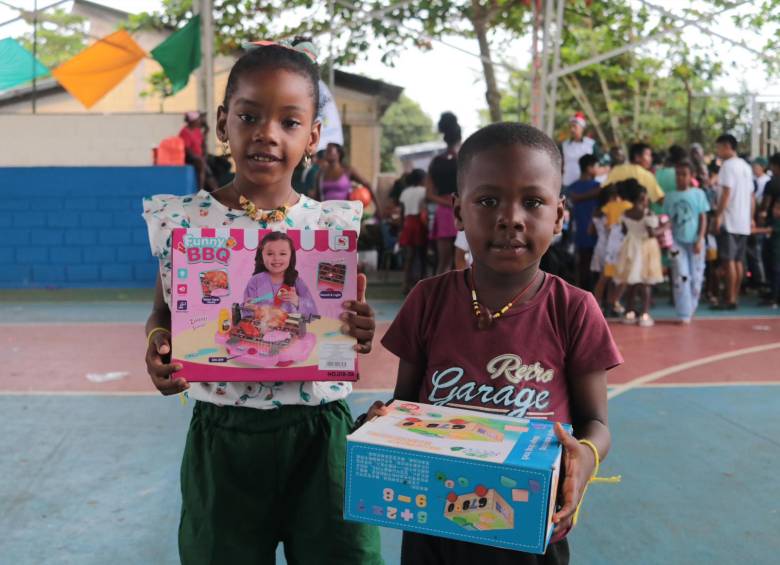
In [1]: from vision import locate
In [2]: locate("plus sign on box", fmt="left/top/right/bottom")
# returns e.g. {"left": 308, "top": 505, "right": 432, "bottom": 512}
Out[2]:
{"left": 344, "top": 401, "right": 569, "bottom": 554}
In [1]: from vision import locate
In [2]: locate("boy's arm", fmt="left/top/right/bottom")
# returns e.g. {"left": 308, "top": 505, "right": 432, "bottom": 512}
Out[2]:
{"left": 551, "top": 368, "right": 610, "bottom": 535}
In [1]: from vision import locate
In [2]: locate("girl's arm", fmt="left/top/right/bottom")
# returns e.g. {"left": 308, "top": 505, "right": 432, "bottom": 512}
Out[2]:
{"left": 145, "top": 272, "right": 188, "bottom": 395}
{"left": 363, "top": 358, "right": 426, "bottom": 424}
{"left": 294, "top": 278, "right": 318, "bottom": 317}
{"left": 551, "top": 368, "right": 610, "bottom": 537}
{"left": 694, "top": 213, "right": 708, "bottom": 254}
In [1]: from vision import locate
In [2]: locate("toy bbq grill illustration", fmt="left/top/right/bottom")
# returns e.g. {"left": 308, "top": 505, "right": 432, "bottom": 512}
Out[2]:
{"left": 215, "top": 303, "right": 320, "bottom": 367}
{"left": 317, "top": 262, "right": 347, "bottom": 290}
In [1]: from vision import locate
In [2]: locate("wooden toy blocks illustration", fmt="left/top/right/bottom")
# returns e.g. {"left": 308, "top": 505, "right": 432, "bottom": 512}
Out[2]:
{"left": 214, "top": 302, "right": 320, "bottom": 367}
{"left": 444, "top": 485, "right": 514, "bottom": 531}
{"left": 397, "top": 417, "right": 505, "bottom": 442}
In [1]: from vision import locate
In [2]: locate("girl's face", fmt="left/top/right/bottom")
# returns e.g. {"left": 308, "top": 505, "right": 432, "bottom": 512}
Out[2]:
{"left": 636, "top": 191, "right": 649, "bottom": 209}
{"left": 325, "top": 144, "right": 340, "bottom": 163}
{"left": 217, "top": 67, "right": 320, "bottom": 192}
{"left": 261, "top": 240, "right": 292, "bottom": 275}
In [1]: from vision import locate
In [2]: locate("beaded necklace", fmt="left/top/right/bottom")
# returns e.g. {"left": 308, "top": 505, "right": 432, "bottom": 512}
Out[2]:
{"left": 469, "top": 268, "right": 540, "bottom": 330}
{"left": 233, "top": 184, "right": 295, "bottom": 224}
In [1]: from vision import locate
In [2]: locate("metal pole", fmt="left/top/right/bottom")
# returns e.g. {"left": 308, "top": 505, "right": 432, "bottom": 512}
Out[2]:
{"left": 751, "top": 95, "right": 760, "bottom": 158}
{"left": 529, "top": 0, "right": 543, "bottom": 129}
{"left": 538, "top": 0, "right": 552, "bottom": 132}
{"left": 328, "top": 0, "right": 335, "bottom": 89}
{"left": 32, "top": 0, "right": 37, "bottom": 114}
{"left": 199, "top": 0, "right": 215, "bottom": 153}
{"left": 546, "top": 0, "right": 564, "bottom": 136}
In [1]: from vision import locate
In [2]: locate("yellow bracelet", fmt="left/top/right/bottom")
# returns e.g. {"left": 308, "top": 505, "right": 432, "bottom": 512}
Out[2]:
{"left": 146, "top": 327, "right": 171, "bottom": 349}
{"left": 572, "top": 439, "right": 621, "bottom": 526}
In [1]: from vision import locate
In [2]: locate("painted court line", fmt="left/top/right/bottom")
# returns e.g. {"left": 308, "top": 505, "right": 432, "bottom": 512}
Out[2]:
{"left": 607, "top": 342, "right": 780, "bottom": 400}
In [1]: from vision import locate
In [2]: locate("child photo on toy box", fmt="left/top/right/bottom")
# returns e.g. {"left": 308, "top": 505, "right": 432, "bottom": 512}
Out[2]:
{"left": 170, "top": 228, "right": 358, "bottom": 382}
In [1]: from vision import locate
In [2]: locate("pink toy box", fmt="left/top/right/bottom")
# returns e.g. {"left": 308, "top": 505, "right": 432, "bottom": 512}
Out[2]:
{"left": 171, "top": 228, "right": 358, "bottom": 382}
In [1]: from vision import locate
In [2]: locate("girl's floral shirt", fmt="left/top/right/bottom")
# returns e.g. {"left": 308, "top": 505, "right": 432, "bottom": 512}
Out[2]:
{"left": 142, "top": 189, "right": 363, "bottom": 409}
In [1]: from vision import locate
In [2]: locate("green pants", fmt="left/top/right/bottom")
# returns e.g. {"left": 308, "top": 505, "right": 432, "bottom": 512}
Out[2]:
{"left": 179, "top": 400, "right": 383, "bottom": 565}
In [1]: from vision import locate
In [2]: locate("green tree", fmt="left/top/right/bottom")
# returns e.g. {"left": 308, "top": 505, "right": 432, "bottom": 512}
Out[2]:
{"left": 17, "top": 8, "right": 87, "bottom": 68}
{"left": 380, "top": 95, "right": 436, "bottom": 171}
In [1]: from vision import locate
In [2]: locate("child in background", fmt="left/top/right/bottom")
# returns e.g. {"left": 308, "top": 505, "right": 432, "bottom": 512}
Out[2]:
{"left": 398, "top": 168, "right": 429, "bottom": 293}
{"left": 142, "top": 39, "right": 382, "bottom": 564}
{"left": 363, "top": 123, "right": 622, "bottom": 565}
{"left": 614, "top": 179, "right": 664, "bottom": 327}
{"left": 244, "top": 231, "right": 318, "bottom": 316}
{"left": 566, "top": 153, "right": 601, "bottom": 290}
{"left": 601, "top": 183, "right": 633, "bottom": 317}
{"left": 663, "top": 160, "right": 710, "bottom": 323}
{"left": 589, "top": 185, "right": 618, "bottom": 308}
{"left": 704, "top": 162, "right": 721, "bottom": 305}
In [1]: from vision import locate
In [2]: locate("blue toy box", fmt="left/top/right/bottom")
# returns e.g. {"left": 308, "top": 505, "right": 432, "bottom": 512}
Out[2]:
{"left": 344, "top": 401, "right": 569, "bottom": 554}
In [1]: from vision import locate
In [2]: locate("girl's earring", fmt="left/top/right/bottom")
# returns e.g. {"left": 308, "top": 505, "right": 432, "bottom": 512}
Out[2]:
{"left": 303, "top": 152, "right": 312, "bottom": 168}
{"left": 221, "top": 139, "right": 230, "bottom": 155}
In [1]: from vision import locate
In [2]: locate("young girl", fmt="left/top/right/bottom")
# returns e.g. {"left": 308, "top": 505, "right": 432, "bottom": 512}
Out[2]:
{"left": 142, "top": 39, "right": 382, "bottom": 564}
{"left": 398, "top": 168, "right": 429, "bottom": 293}
{"left": 589, "top": 185, "right": 617, "bottom": 308}
{"left": 427, "top": 112, "right": 462, "bottom": 274}
{"left": 244, "top": 231, "right": 317, "bottom": 316}
{"left": 364, "top": 123, "right": 622, "bottom": 565}
{"left": 613, "top": 179, "right": 664, "bottom": 327}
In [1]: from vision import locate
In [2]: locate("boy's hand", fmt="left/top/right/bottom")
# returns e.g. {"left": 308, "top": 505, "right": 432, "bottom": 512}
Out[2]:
{"left": 550, "top": 423, "right": 596, "bottom": 542}
{"left": 145, "top": 330, "right": 189, "bottom": 395}
{"left": 693, "top": 239, "right": 703, "bottom": 255}
{"left": 341, "top": 273, "right": 375, "bottom": 354}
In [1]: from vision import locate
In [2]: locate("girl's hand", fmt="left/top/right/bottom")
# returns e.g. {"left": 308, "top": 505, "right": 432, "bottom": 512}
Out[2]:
{"left": 341, "top": 273, "right": 375, "bottom": 353}
{"left": 145, "top": 330, "right": 189, "bottom": 395}
{"left": 550, "top": 423, "right": 597, "bottom": 542}
{"left": 693, "top": 239, "right": 703, "bottom": 255}
{"left": 355, "top": 400, "right": 391, "bottom": 428}
{"left": 281, "top": 287, "right": 299, "bottom": 307}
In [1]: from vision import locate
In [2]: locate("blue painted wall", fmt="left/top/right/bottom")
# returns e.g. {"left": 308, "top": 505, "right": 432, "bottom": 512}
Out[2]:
{"left": 0, "top": 167, "right": 195, "bottom": 288}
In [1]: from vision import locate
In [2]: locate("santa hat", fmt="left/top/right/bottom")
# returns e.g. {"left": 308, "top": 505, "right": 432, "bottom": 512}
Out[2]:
{"left": 569, "top": 112, "right": 586, "bottom": 128}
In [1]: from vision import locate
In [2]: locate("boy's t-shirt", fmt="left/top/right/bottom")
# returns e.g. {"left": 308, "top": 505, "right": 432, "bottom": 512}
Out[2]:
{"left": 381, "top": 271, "right": 622, "bottom": 424}
{"left": 663, "top": 188, "right": 711, "bottom": 244}
{"left": 566, "top": 179, "right": 600, "bottom": 249}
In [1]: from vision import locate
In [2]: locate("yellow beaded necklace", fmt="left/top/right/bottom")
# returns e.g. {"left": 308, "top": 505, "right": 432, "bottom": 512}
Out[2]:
{"left": 234, "top": 184, "right": 294, "bottom": 224}
{"left": 469, "top": 269, "right": 541, "bottom": 330}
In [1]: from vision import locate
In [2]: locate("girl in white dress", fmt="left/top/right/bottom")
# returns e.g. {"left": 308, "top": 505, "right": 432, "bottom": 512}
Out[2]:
{"left": 614, "top": 179, "right": 663, "bottom": 326}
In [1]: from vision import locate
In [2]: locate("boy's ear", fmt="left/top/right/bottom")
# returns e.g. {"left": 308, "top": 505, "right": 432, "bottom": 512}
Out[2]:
{"left": 216, "top": 106, "right": 228, "bottom": 142}
{"left": 453, "top": 193, "right": 465, "bottom": 230}
{"left": 553, "top": 195, "right": 565, "bottom": 235}
{"left": 308, "top": 120, "right": 322, "bottom": 156}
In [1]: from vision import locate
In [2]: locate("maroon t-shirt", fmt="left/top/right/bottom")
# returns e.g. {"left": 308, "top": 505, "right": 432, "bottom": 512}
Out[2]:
{"left": 381, "top": 271, "right": 623, "bottom": 424}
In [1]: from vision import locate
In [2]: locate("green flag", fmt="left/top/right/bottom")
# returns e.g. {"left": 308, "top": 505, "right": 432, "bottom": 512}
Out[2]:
{"left": 0, "top": 38, "right": 50, "bottom": 92}
{"left": 151, "top": 14, "right": 201, "bottom": 94}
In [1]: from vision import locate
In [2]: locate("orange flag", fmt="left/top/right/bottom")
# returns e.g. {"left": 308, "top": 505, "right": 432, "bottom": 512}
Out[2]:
{"left": 52, "top": 30, "right": 146, "bottom": 108}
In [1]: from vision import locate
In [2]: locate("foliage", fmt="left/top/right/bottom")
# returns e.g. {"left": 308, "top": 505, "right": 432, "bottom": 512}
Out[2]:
{"left": 379, "top": 95, "right": 436, "bottom": 171}
{"left": 17, "top": 8, "right": 87, "bottom": 68}
{"left": 140, "top": 71, "right": 175, "bottom": 111}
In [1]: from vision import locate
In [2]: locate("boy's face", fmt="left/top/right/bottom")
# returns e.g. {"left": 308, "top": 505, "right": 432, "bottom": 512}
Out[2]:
{"left": 752, "top": 163, "right": 766, "bottom": 178}
{"left": 715, "top": 142, "right": 733, "bottom": 160}
{"left": 675, "top": 166, "right": 692, "bottom": 190}
{"left": 636, "top": 148, "right": 652, "bottom": 170}
{"left": 454, "top": 145, "right": 564, "bottom": 276}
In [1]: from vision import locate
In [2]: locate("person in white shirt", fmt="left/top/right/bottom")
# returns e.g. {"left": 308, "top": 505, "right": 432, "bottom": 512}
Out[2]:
{"left": 561, "top": 112, "right": 598, "bottom": 188}
{"left": 398, "top": 168, "right": 429, "bottom": 293}
{"left": 752, "top": 157, "right": 771, "bottom": 203}
{"left": 713, "top": 134, "right": 755, "bottom": 309}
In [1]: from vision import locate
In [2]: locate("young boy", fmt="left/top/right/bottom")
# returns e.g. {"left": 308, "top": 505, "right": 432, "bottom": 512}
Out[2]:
{"left": 663, "top": 160, "right": 711, "bottom": 323}
{"left": 365, "top": 123, "right": 622, "bottom": 564}
{"left": 566, "top": 153, "right": 601, "bottom": 291}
